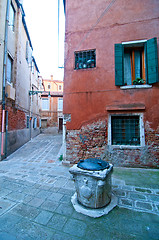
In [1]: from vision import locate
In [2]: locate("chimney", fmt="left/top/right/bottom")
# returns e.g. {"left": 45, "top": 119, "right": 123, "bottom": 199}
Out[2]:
{"left": 51, "top": 75, "right": 53, "bottom": 80}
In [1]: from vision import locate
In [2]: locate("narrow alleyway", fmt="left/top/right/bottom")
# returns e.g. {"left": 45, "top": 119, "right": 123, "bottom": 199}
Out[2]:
{"left": 0, "top": 133, "right": 158, "bottom": 240}
{"left": 0, "top": 133, "right": 70, "bottom": 184}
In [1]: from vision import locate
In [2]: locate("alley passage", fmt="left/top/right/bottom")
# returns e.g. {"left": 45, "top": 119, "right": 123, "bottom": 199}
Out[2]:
{"left": 0, "top": 133, "right": 71, "bottom": 185}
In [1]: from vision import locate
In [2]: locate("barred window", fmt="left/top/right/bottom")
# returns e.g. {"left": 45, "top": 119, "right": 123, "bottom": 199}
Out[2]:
{"left": 111, "top": 116, "right": 140, "bottom": 146}
{"left": 75, "top": 49, "right": 96, "bottom": 70}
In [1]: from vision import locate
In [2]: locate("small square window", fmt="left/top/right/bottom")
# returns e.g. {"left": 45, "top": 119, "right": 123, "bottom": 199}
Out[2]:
{"left": 48, "top": 84, "right": 51, "bottom": 89}
{"left": 75, "top": 49, "right": 96, "bottom": 70}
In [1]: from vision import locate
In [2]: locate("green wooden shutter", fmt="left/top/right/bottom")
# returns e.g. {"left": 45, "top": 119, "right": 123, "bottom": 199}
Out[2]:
{"left": 146, "top": 37, "right": 159, "bottom": 84}
{"left": 115, "top": 43, "right": 124, "bottom": 86}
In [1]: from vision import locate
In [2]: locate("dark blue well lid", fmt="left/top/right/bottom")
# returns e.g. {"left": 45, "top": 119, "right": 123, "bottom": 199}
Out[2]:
{"left": 77, "top": 158, "right": 110, "bottom": 171}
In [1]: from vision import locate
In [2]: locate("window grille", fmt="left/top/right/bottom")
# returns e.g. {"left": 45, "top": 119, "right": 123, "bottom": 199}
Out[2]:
{"left": 75, "top": 49, "right": 96, "bottom": 69}
{"left": 111, "top": 116, "right": 140, "bottom": 145}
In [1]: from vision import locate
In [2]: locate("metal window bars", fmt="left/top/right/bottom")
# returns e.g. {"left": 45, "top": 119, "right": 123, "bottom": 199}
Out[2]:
{"left": 111, "top": 116, "right": 140, "bottom": 145}
{"left": 75, "top": 50, "right": 96, "bottom": 69}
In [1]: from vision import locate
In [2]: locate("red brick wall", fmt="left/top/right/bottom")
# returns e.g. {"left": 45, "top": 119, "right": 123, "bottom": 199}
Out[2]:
{"left": 6, "top": 106, "right": 26, "bottom": 131}
{"left": 66, "top": 118, "right": 159, "bottom": 168}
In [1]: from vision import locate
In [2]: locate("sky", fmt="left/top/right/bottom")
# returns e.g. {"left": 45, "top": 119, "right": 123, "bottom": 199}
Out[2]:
{"left": 23, "top": 0, "right": 65, "bottom": 80}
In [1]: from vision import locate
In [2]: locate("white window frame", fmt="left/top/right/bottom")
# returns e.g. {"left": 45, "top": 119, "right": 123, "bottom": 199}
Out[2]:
{"left": 58, "top": 98, "right": 63, "bottom": 111}
{"left": 42, "top": 98, "right": 49, "bottom": 111}
{"left": 108, "top": 113, "right": 145, "bottom": 148}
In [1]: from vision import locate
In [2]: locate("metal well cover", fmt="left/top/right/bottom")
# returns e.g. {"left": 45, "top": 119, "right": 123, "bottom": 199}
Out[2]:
{"left": 77, "top": 158, "right": 110, "bottom": 171}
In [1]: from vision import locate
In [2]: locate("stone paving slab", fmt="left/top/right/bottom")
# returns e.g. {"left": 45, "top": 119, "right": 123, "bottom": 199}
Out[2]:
{"left": 0, "top": 133, "right": 158, "bottom": 239}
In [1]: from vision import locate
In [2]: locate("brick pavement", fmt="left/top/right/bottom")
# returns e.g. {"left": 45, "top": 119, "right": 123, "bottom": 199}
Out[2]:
{"left": 0, "top": 133, "right": 158, "bottom": 240}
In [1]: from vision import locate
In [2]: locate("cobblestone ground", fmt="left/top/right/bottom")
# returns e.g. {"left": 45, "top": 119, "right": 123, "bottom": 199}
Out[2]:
{"left": 0, "top": 133, "right": 159, "bottom": 240}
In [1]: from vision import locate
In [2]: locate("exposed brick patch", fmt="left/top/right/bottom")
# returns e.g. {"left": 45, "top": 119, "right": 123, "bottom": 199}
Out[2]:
{"left": 66, "top": 119, "right": 159, "bottom": 168}
{"left": 66, "top": 119, "right": 107, "bottom": 164}
{"left": 6, "top": 106, "right": 26, "bottom": 131}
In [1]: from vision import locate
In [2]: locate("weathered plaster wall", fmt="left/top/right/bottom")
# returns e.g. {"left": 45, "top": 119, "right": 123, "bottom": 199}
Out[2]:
{"left": 0, "top": 0, "right": 6, "bottom": 101}
{"left": 64, "top": 0, "right": 159, "bottom": 167}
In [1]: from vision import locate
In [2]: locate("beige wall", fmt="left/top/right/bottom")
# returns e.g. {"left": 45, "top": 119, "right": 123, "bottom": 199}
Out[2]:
{"left": 31, "top": 62, "right": 40, "bottom": 116}
{"left": 0, "top": 0, "right": 7, "bottom": 101}
{"left": 40, "top": 77, "right": 63, "bottom": 128}
{"left": 43, "top": 78, "right": 63, "bottom": 92}
{"left": 0, "top": 0, "right": 41, "bottom": 157}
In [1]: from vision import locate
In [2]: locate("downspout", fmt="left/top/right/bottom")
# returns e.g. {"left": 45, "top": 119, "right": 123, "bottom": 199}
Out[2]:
{"left": 58, "top": 0, "right": 60, "bottom": 67}
{"left": 1, "top": 0, "right": 11, "bottom": 158}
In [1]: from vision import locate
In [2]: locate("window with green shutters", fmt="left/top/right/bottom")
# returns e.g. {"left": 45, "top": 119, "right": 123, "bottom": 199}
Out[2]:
{"left": 115, "top": 38, "right": 158, "bottom": 86}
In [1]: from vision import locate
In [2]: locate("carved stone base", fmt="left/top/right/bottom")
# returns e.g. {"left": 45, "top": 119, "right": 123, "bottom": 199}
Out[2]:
{"left": 71, "top": 193, "right": 118, "bottom": 218}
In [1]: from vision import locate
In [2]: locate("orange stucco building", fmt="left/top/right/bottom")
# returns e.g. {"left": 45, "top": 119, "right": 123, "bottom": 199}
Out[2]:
{"left": 40, "top": 76, "right": 63, "bottom": 130}
{"left": 63, "top": 0, "right": 159, "bottom": 168}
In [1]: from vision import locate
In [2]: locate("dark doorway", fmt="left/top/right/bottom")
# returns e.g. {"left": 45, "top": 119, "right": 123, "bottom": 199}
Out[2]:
{"left": 59, "top": 118, "right": 63, "bottom": 131}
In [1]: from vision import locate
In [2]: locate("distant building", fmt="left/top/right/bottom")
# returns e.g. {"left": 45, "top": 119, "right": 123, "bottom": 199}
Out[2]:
{"left": 63, "top": 0, "right": 159, "bottom": 168}
{"left": 40, "top": 75, "right": 63, "bottom": 131}
{"left": 0, "top": 0, "right": 41, "bottom": 158}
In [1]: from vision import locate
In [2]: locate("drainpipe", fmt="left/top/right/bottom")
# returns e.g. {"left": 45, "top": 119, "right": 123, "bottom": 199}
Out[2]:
{"left": 58, "top": 0, "right": 60, "bottom": 67}
{"left": 1, "top": 0, "right": 11, "bottom": 158}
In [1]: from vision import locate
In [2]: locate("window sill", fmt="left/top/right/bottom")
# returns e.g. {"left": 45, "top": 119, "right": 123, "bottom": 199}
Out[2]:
{"left": 120, "top": 84, "right": 152, "bottom": 90}
{"left": 108, "top": 145, "right": 144, "bottom": 149}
